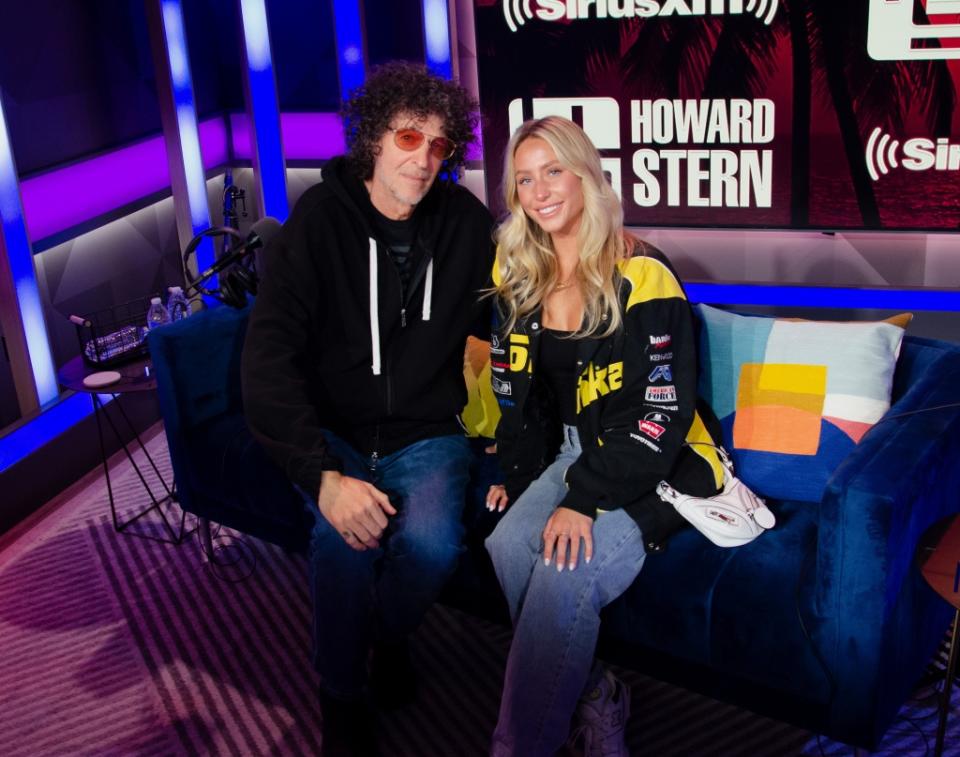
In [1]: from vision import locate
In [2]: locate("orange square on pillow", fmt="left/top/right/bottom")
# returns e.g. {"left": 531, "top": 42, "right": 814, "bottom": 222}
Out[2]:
{"left": 733, "top": 363, "right": 827, "bottom": 455}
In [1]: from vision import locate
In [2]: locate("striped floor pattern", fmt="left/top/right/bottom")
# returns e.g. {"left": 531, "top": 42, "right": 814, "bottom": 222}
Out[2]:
{"left": 1, "top": 429, "right": 957, "bottom": 756}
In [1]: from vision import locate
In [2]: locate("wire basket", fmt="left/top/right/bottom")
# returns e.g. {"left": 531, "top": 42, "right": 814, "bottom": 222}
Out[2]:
{"left": 69, "top": 295, "right": 158, "bottom": 368}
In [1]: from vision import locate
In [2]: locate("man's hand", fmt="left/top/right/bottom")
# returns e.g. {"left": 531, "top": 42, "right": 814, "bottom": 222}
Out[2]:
{"left": 318, "top": 470, "right": 397, "bottom": 550}
{"left": 542, "top": 507, "right": 594, "bottom": 572}
{"left": 486, "top": 484, "right": 509, "bottom": 512}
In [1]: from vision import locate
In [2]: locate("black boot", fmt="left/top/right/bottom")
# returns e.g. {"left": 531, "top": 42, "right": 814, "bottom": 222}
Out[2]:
{"left": 320, "top": 692, "right": 379, "bottom": 757}
{"left": 370, "top": 638, "right": 418, "bottom": 709}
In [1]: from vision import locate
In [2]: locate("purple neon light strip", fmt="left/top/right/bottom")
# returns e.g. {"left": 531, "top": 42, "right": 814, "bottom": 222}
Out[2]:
{"left": 19, "top": 111, "right": 467, "bottom": 240}
{"left": 20, "top": 117, "right": 228, "bottom": 241}
{"left": 230, "top": 112, "right": 344, "bottom": 160}
{"left": 280, "top": 113, "right": 345, "bottom": 159}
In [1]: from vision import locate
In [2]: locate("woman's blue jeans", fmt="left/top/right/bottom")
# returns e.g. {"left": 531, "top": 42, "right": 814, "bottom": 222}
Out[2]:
{"left": 485, "top": 425, "right": 647, "bottom": 757}
{"left": 307, "top": 430, "right": 472, "bottom": 699}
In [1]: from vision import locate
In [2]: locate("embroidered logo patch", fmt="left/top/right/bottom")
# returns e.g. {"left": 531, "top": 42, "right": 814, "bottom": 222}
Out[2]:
{"left": 648, "top": 365, "right": 673, "bottom": 382}
{"left": 629, "top": 432, "right": 662, "bottom": 452}
{"left": 638, "top": 420, "right": 666, "bottom": 439}
{"left": 492, "top": 376, "right": 513, "bottom": 395}
{"left": 645, "top": 385, "right": 678, "bottom": 403}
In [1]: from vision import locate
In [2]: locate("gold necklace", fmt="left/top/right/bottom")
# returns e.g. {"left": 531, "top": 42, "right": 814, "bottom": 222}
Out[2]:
{"left": 554, "top": 273, "right": 578, "bottom": 291}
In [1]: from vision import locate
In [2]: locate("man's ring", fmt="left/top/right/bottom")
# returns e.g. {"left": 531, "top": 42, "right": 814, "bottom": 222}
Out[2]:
{"left": 342, "top": 530, "right": 353, "bottom": 540}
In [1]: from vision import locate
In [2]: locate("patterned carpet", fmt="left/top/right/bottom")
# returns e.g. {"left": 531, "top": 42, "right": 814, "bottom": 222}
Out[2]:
{"left": 0, "top": 428, "right": 956, "bottom": 756}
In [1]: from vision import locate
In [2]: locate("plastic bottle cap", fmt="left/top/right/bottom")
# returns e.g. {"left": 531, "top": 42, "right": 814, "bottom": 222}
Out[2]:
{"left": 150, "top": 296, "right": 162, "bottom": 304}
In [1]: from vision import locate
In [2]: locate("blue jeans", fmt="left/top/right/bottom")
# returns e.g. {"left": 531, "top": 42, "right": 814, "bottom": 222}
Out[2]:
{"left": 308, "top": 430, "right": 472, "bottom": 699}
{"left": 485, "top": 426, "right": 647, "bottom": 757}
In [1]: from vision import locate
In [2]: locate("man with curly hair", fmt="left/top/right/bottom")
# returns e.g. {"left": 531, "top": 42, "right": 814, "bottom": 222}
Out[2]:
{"left": 241, "top": 62, "right": 494, "bottom": 755}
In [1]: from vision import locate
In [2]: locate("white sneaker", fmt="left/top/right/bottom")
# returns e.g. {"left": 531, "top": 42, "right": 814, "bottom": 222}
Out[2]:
{"left": 573, "top": 668, "right": 632, "bottom": 757}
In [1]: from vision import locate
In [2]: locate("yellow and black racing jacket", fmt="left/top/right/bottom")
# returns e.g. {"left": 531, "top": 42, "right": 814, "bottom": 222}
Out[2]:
{"left": 492, "top": 246, "right": 725, "bottom": 548}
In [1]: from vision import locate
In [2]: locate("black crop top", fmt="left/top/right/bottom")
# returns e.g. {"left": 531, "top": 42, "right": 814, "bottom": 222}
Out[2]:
{"left": 539, "top": 327, "right": 579, "bottom": 426}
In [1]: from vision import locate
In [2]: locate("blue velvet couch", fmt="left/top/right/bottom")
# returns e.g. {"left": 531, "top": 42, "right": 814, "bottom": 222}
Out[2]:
{"left": 148, "top": 303, "right": 960, "bottom": 750}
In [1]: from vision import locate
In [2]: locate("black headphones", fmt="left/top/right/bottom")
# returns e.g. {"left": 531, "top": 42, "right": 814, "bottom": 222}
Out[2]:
{"left": 181, "top": 226, "right": 261, "bottom": 309}
{"left": 218, "top": 262, "right": 260, "bottom": 308}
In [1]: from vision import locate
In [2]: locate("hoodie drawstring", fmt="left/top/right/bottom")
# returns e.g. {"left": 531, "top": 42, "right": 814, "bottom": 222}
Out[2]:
{"left": 369, "top": 238, "right": 434, "bottom": 374}
{"left": 368, "top": 238, "right": 381, "bottom": 375}
{"left": 422, "top": 259, "right": 433, "bottom": 322}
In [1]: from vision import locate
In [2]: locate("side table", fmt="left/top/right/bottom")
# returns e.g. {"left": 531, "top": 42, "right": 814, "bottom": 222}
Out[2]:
{"left": 58, "top": 354, "right": 192, "bottom": 545}
{"left": 917, "top": 514, "right": 960, "bottom": 757}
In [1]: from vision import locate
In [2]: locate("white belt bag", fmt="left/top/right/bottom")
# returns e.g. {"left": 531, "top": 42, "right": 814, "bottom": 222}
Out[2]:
{"left": 656, "top": 449, "right": 775, "bottom": 548}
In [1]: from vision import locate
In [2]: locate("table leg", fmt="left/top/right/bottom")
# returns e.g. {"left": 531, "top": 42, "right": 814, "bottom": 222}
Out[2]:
{"left": 92, "top": 394, "right": 120, "bottom": 530}
{"left": 94, "top": 392, "right": 193, "bottom": 545}
{"left": 935, "top": 607, "right": 959, "bottom": 757}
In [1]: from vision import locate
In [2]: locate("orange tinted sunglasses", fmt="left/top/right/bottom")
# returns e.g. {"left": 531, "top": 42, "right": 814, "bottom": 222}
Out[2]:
{"left": 389, "top": 127, "right": 457, "bottom": 160}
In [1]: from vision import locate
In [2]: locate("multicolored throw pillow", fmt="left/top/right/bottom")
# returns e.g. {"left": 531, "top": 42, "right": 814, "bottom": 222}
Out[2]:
{"left": 694, "top": 304, "right": 908, "bottom": 502}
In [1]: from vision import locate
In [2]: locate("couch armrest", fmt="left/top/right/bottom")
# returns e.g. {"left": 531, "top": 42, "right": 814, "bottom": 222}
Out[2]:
{"left": 148, "top": 305, "right": 250, "bottom": 436}
{"left": 147, "top": 305, "right": 250, "bottom": 514}
{"left": 811, "top": 345, "right": 960, "bottom": 742}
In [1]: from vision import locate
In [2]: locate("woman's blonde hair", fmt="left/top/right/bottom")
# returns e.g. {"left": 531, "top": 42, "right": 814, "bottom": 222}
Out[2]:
{"left": 493, "top": 116, "right": 635, "bottom": 338}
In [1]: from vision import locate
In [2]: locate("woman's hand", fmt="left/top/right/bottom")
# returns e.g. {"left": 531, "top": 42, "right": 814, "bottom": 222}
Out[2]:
{"left": 486, "top": 484, "right": 509, "bottom": 512}
{"left": 542, "top": 507, "right": 594, "bottom": 571}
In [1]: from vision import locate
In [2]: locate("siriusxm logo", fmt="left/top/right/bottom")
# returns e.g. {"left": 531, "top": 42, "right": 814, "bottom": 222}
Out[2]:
{"left": 502, "top": 0, "right": 778, "bottom": 33}
{"left": 867, "top": 0, "right": 960, "bottom": 61}
{"left": 865, "top": 127, "right": 960, "bottom": 181}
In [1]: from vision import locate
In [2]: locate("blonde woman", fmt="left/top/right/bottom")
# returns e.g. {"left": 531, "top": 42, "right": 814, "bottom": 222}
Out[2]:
{"left": 484, "top": 116, "right": 724, "bottom": 757}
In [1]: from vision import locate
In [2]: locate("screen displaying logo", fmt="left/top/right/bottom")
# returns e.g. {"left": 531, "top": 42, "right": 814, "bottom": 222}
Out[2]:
{"left": 867, "top": 0, "right": 960, "bottom": 61}
{"left": 502, "top": 0, "right": 779, "bottom": 33}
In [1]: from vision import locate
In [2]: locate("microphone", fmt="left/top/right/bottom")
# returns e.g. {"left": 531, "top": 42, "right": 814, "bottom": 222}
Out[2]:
{"left": 188, "top": 217, "right": 282, "bottom": 291}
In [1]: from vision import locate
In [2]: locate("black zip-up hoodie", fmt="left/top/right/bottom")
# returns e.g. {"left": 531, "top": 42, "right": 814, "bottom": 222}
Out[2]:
{"left": 241, "top": 156, "right": 495, "bottom": 498}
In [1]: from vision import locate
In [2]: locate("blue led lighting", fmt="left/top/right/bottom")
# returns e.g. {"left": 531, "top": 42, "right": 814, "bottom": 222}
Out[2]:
{"left": 0, "top": 393, "right": 94, "bottom": 473}
{"left": 423, "top": 0, "right": 452, "bottom": 78}
{"left": 332, "top": 0, "right": 366, "bottom": 101}
{"left": 685, "top": 283, "right": 960, "bottom": 311}
{"left": 176, "top": 106, "right": 209, "bottom": 229}
{"left": 160, "top": 0, "right": 214, "bottom": 294}
{"left": 0, "top": 92, "right": 58, "bottom": 405}
{"left": 240, "top": 0, "right": 289, "bottom": 221}
{"left": 240, "top": 0, "right": 271, "bottom": 71}
{"left": 162, "top": 1, "right": 190, "bottom": 91}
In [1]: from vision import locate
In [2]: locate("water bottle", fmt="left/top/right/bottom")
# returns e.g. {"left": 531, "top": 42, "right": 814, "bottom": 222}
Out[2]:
{"left": 167, "top": 286, "right": 190, "bottom": 321}
{"left": 146, "top": 296, "right": 171, "bottom": 331}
